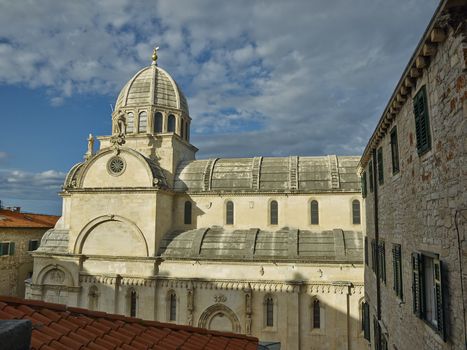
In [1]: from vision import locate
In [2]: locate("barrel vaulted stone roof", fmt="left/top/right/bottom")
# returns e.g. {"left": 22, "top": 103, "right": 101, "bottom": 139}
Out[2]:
{"left": 174, "top": 156, "right": 360, "bottom": 193}
{"left": 158, "top": 227, "right": 363, "bottom": 263}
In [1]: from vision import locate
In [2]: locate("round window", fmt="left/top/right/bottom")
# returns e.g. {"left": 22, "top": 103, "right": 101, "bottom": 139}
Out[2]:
{"left": 107, "top": 156, "right": 125, "bottom": 176}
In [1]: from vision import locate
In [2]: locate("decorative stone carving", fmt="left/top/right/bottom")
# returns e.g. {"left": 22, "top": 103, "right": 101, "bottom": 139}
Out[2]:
{"left": 214, "top": 294, "right": 227, "bottom": 303}
{"left": 198, "top": 303, "right": 241, "bottom": 333}
{"left": 44, "top": 269, "right": 65, "bottom": 285}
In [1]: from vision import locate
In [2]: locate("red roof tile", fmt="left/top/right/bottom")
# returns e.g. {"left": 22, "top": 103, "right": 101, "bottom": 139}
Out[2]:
{"left": 0, "top": 209, "right": 59, "bottom": 228}
{"left": 0, "top": 296, "right": 259, "bottom": 350}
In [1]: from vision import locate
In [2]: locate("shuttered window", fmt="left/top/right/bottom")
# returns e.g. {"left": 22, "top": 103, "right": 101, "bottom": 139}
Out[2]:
{"left": 362, "top": 302, "right": 370, "bottom": 341}
{"left": 270, "top": 200, "right": 278, "bottom": 225}
{"left": 28, "top": 240, "right": 39, "bottom": 251}
{"left": 310, "top": 200, "right": 319, "bottom": 225}
{"left": 361, "top": 171, "right": 367, "bottom": 198}
{"left": 371, "top": 239, "right": 377, "bottom": 273}
{"left": 226, "top": 201, "right": 234, "bottom": 225}
{"left": 184, "top": 201, "right": 192, "bottom": 225}
{"left": 0, "top": 242, "right": 15, "bottom": 256}
{"left": 368, "top": 161, "right": 374, "bottom": 193}
{"left": 390, "top": 127, "right": 400, "bottom": 174}
{"left": 377, "top": 147, "right": 384, "bottom": 185}
{"left": 379, "top": 242, "right": 386, "bottom": 284}
{"left": 393, "top": 244, "right": 403, "bottom": 299}
{"left": 352, "top": 200, "right": 361, "bottom": 225}
{"left": 413, "top": 86, "right": 431, "bottom": 155}
{"left": 364, "top": 237, "right": 369, "bottom": 266}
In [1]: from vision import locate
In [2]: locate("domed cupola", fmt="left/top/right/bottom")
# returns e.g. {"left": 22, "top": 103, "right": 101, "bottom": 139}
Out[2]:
{"left": 111, "top": 48, "right": 191, "bottom": 142}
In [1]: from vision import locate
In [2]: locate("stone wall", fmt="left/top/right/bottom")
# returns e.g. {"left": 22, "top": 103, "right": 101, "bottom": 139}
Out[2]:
{"left": 362, "top": 7, "right": 467, "bottom": 350}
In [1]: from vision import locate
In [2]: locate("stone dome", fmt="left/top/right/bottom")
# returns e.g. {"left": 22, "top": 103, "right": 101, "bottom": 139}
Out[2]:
{"left": 115, "top": 64, "right": 189, "bottom": 115}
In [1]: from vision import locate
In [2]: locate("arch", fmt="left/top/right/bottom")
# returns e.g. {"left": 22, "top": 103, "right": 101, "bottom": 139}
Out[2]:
{"left": 126, "top": 112, "right": 135, "bottom": 133}
{"left": 352, "top": 199, "right": 361, "bottom": 225}
{"left": 168, "top": 114, "right": 176, "bottom": 133}
{"left": 270, "top": 200, "right": 278, "bottom": 225}
{"left": 88, "top": 285, "right": 99, "bottom": 311}
{"left": 74, "top": 215, "right": 149, "bottom": 257}
{"left": 36, "top": 264, "right": 75, "bottom": 287}
{"left": 138, "top": 111, "right": 147, "bottom": 132}
{"left": 226, "top": 201, "right": 234, "bottom": 225}
{"left": 310, "top": 200, "right": 319, "bottom": 225}
{"left": 184, "top": 201, "right": 192, "bottom": 225}
{"left": 154, "top": 112, "right": 163, "bottom": 133}
{"left": 198, "top": 304, "right": 241, "bottom": 333}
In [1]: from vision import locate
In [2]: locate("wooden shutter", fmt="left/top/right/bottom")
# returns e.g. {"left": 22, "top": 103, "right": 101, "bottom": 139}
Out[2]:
{"left": 371, "top": 240, "right": 376, "bottom": 272}
{"left": 364, "top": 237, "right": 369, "bottom": 266}
{"left": 377, "top": 148, "right": 384, "bottom": 185}
{"left": 363, "top": 302, "right": 370, "bottom": 341}
{"left": 412, "top": 253, "right": 423, "bottom": 317}
{"left": 8, "top": 242, "right": 15, "bottom": 255}
{"left": 361, "top": 172, "right": 367, "bottom": 198}
{"left": 434, "top": 259, "right": 446, "bottom": 340}
{"left": 379, "top": 242, "right": 386, "bottom": 283}
{"left": 413, "top": 87, "right": 431, "bottom": 154}
{"left": 393, "top": 244, "right": 402, "bottom": 298}
{"left": 369, "top": 161, "right": 374, "bottom": 192}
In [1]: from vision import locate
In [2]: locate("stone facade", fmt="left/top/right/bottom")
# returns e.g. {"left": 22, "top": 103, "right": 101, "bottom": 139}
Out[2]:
{"left": 360, "top": 1, "right": 467, "bottom": 349}
{"left": 29, "top": 53, "right": 366, "bottom": 349}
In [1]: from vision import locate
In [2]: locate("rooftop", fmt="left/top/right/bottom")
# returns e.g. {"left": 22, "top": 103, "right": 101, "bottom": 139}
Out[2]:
{"left": 0, "top": 209, "right": 59, "bottom": 229}
{"left": 0, "top": 296, "right": 259, "bottom": 350}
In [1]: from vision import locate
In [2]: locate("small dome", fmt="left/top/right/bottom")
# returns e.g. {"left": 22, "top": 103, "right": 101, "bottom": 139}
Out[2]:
{"left": 115, "top": 65, "right": 189, "bottom": 115}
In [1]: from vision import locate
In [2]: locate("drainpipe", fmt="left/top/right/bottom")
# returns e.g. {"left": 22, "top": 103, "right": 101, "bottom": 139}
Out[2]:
{"left": 372, "top": 149, "right": 381, "bottom": 322}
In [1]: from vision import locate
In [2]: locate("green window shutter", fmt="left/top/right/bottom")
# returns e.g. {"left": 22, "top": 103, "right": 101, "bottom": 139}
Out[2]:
{"left": 0, "top": 243, "right": 6, "bottom": 256}
{"left": 361, "top": 172, "right": 367, "bottom": 198}
{"left": 413, "top": 86, "right": 431, "bottom": 155}
{"left": 393, "top": 246, "right": 397, "bottom": 292}
{"left": 434, "top": 259, "right": 446, "bottom": 341}
{"left": 9, "top": 242, "right": 15, "bottom": 255}
{"left": 371, "top": 240, "right": 376, "bottom": 273}
{"left": 412, "top": 253, "right": 423, "bottom": 317}
{"left": 377, "top": 148, "right": 384, "bottom": 185}
{"left": 380, "top": 242, "right": 386, "bottom": 283}
{"left": 390, "top": 127, "right": 400, "bottom": 174}
{"left": 364, "top": 237, "right": 369, "bottom": 266}
{"left": 363, "top": 302, "right": 370, "bottom": 341}
{"left": 369, "top": 161, "right": 374, "bottom": 193}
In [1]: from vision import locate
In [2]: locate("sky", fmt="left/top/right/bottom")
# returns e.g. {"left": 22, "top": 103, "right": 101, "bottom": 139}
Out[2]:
{"left": 0, "top": 0, "right": 439, "bottom": 215}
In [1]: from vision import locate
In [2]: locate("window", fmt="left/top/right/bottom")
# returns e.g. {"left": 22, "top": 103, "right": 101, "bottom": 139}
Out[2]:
{"left": 138, "top": 111, "right": 147, "bottom": 133}
{"left": 390, "top": 127, "right": 400, "bottom": 174}
{"left": 368, "top": 161, "right": 374, "bottom": 193}
{"left": 312, "top": 299, "right": 321, "bottom": 329}
{"left": 362, "top": 301, "right": 370, "bottom": 341}
{"left": 28, "top": 240, "right": 39, "bottom": 251}
{"left": 186, "top": 122, "right": 190, "bottom": 141}
{"left": 378, "top": 241, "right": 386, "bottom": 284}
{"left": 371, "top": 239, "right": 376, "bottom": 273}
{"left": 126, "top": 112, "right": 134, "bottom": 133}
{"left": 184, "top": 201, "right": 192, "bottom": 225}
{"left": 373, "top": 317, "right": 388, "bottom": 350}
{"left": 181, "top": 120, "right": 185, "bottom": 139}
{"left": 226, "top": 201, "right": 234, "bottom": 225}
{"left": 412, "top": 252, "right": 446, "bottom": 339}
{"left": 361, "top": 171, "right": 367, "bottom": 198}
{"left": 266, "top": 296, "right": 274, "bottom": 327}
{"left": 154, "top": 112, "right": 163, "bottom": 133}
{"left": 377, "top": 147, "right": 384, "bottom": 185}
{"left": 393, "top": 244, "right": 403, "bottom": 299}
{"left": 168, "top": 114, "right": 176, "bottom": 133}
{"left": 310, "top": 200, "right": 319, "bottom": 225}
{"left": 352, "top": 200, "right": 361, "bottom": 225}
{"left": 270, "top": 200, "right": 278, "bottom": 225}
{"left": 364, "top": 237, "right": 369, "bottom": 266}
{"left": 88, "top": 286, "right": 99, "bottom": 311}
{"left": 130, "top": 289, "right": 137, "bottom": 317}
{"left": 169, "top": 292, "right": 177, "bottom": 321}
{"left": 413, "top": 86, "right": 431, "bottom": 155}
{"left": 0, "top": 242, "right": 15, "bottom": 256}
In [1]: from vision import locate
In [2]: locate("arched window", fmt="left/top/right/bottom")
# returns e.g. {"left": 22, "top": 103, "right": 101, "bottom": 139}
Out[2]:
{"left": 181, "top": 120, "right": 185, "bottom": 139}
{"left": 226, "top": 201, "right": 234, "bottom": 225}
{"left": 310, "top": 200, "right": 319, "bottom": 225}
{"left": 352, "top": 199, "right": 361, "bottom": 224}
{"left": 126, "top": 112, "right": 134, "bottom": 133}
{"left": 138, "top": 111, "right": 147, "bottom": 133}
{"left": 270, "top": 200, "right": 278, "bottom": 225}
{"left": 168, "top": 114, "right": 176, "bottom": 133}
{"left": 130, "top": 289, "right": 137, "bottom": 317}
{"left": 154, "top": 112, "right": 163, "bottom": 133}
{"left": 184, "top": 201, "right": 192, "bottom": 225}
{"left": 266, "top": 296, "right": 274, "bottom": 327}
{"left": 312, "top": 299, "right": 321, "bottom": 329}
{"left": 88, "top": 286, "right": 99, "bottom": 311}
{"left": 169, "top": 292, "right": 177, "bottom": 321}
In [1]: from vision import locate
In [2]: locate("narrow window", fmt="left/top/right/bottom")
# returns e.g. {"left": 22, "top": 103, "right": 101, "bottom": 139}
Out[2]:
{"left": 88, "top": 286, "right": 99, "bottom": 311}
{"left": 379, "top": 242, "right": 386, "bottom": 284}
{"left": 266, "top": 297, "right": 274, "bottom": 327}
{"left": 184, "top": 201, "right": 192, "bottom": 225}
{"left": 181, "top": 120, "right": 185, "bottom": 139}
{"left": 390, "top": 127, "right": 400, "bottom": 174}
{"left": 226, "top": 201, "right": 234, "bottom": 225}
{"left": 377, "top": 147, "right": 384, "bottom": 185}
{"left": 362, "top": 301, "right": 370, "bottom": 341}
{"left": 352, "top": 200, "right": 361, "bottom": 225}
{"left": 312, "top": 299, "right": 320, "bottom": 329}
{"left": 368, "top": 161, "right": 374, "bottom": 193}
{"left": 270, "top": 200, "right": 278, "bottom": 225}
{"left": 28, "top": 240, "right": 39, "bottom": 251}
{"left": 413, "top": 86, "right": 431, "bottom": 155}
{"left": 130, "top": 290, "right": 137, "bottom": 317}
{"left": 138, "top": 111, "right": 147, "bottom": 133}
{"left": 154, "top": 112, "right": 163, "bottom": 133}
{"left": 364, "top": 237, "right": 369, "bottom": 266}
{"left": 186, "top": 122, "right": 190, "bottom": 141}
{"left": 168, "top": 114, "right": 176, "bottom": 133}
{"left": 393, "top": 244, "right": 403, "bottom": 299}
{"left": 169, "top": 292, "right": 177, "bottom": 321}
{"left": 361, "top": 171, "right": 367, "bottom": 198}
{"left": 126, "top": 112, "right": 134, "bottom": 133}
{"left": 310, "top": 200, "right": 319, "bottom": 225}
{"left": 371, "top": 239, "right": 376, "bottom": 273}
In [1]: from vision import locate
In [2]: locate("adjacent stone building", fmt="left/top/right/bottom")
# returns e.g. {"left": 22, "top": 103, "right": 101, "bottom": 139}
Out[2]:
{"left": 359, "top": 1, "right": 467, "bottom": 349}
{"left": 0, "top": 207, "right": 59, "bottom": 297}
{"left": 28, "top": 50, "right": 366, "bottom": 349}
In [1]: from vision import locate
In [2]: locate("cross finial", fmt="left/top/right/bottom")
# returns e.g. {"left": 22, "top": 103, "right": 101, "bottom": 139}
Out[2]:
{"left": 152, "top": 46, "right": 159, "bottom": 65}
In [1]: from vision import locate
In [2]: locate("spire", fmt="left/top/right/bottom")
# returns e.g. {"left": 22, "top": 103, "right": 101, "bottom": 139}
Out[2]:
{"left": 152, "top": 46, "right": 159, "bottom": 66}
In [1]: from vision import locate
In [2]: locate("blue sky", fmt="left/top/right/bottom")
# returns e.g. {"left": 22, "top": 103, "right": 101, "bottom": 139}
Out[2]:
{"left": 0, "top": 0, "right": 439, "bottom": 215}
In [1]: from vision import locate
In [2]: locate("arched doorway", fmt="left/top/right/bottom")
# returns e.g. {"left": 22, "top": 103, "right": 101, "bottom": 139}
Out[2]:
{"left": 198, "top": 303, "right": 241, "bottom": 333}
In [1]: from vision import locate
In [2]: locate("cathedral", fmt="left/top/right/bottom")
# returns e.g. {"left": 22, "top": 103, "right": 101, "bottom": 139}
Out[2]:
{"left": 28, "top": 50, "right": 366, "bottom": 350}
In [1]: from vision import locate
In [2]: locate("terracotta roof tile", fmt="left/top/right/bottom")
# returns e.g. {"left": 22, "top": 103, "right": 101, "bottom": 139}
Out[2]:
{"left": 0, "top": 209, "right": 59, "bottom": 228}
{"left": 0, "top": 296, "right": 258, "bottom": 350}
